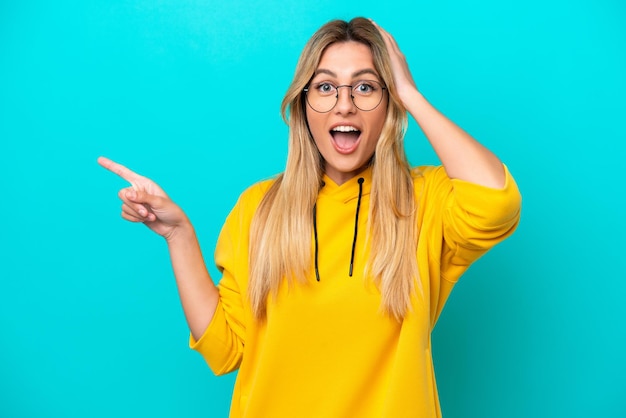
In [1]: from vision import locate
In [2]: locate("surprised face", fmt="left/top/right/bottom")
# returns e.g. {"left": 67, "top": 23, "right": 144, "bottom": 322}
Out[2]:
{"left": 305, "top": 41, "right": 388, "bottom": 185}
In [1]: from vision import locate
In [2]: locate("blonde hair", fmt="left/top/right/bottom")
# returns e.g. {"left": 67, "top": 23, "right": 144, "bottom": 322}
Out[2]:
{"left": 249, "top": 17, "right": 418, "bottom": 320}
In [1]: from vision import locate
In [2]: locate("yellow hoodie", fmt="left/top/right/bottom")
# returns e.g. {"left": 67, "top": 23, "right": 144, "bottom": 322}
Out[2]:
{"left": 191, "top": 165, "right": 521, "bottom": 417}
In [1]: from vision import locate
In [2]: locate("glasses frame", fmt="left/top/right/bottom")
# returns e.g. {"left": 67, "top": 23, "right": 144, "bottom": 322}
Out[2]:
{"left": 303, "top": 80, "right": 387, "bottom": 113}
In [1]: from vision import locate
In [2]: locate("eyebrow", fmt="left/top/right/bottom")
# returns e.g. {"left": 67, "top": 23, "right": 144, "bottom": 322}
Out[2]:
{"left": 313, "top": 68, "right": 380, "bottom": 79}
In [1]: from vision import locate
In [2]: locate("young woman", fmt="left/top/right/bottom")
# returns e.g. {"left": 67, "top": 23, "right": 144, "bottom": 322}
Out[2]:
{"left": 99, "top": 17, "right": 521, "bottom": 418}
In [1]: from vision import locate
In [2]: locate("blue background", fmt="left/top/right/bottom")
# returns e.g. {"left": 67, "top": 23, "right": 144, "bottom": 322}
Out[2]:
{"left": 1, "top": 0, "right": 624, "bottom": 417}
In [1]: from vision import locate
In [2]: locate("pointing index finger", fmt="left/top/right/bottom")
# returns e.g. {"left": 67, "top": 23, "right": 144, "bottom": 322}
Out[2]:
{"left": 97, "top": 156, "right": 141, "bottom": 183}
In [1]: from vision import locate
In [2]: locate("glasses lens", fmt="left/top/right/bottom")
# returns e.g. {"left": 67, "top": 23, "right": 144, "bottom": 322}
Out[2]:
{"left": 306, "top": 83, "right": 336, "bottom": 113}
{"left": 352, "top": 80, "right": 384, "bottom": 111}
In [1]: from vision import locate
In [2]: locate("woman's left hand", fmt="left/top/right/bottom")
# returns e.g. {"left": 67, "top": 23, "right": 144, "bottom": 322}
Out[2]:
{"left": 371, "top": 20, "right": 419, "bottom": 106}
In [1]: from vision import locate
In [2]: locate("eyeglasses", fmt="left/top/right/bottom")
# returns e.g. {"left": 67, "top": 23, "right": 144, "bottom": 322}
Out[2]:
{"left": 303, "top": 80, "right": 387, "bottom": 113}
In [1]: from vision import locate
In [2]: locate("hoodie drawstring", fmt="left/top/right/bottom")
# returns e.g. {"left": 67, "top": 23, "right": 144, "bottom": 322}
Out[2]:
{"left": 349, "top": 178, "right": 364, "bottom": 277}
{"left": 313, "top": 177, "right": 364, "bottom": 281}
{"left": 313, "top": 202, "right": 321, "bottom": 282}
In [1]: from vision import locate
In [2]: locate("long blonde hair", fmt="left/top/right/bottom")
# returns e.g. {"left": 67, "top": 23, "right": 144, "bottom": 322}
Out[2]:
{"left": 249, "top": 17, "right": 418, "bottom": 321}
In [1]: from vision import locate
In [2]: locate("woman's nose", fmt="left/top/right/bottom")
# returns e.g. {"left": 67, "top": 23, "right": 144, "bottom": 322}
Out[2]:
{"left": 334, "top": 85, "right": 356, "bottom": 114}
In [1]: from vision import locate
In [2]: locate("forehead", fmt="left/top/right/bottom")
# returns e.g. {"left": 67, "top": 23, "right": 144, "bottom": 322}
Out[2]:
{"left": 315, "top": 41, "right": 377, "bottom": 78}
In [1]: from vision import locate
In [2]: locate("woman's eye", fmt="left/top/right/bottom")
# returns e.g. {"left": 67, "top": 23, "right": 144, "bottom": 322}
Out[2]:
{"left": 355, "top": 82, "right": 374, "bottom": 94}
{"left": 315, "top": 83, "right": 335, "bottom": 94}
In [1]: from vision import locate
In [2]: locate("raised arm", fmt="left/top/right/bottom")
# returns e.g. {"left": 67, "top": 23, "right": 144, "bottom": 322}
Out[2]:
{"left": 98, "top": 156, "right": 218, "bottom": 339}
{"left": 372, "top": 21, "right": 506, "bottom": 189}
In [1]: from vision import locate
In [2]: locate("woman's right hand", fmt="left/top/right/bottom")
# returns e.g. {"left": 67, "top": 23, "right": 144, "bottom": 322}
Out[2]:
{"left": 98, "top": 156, "right": 189, "bottom": 241}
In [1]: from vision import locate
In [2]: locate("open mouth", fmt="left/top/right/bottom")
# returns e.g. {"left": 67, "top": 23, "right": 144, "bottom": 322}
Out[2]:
{"left": 330, "top": 125, "right": 361, "bottom": 153}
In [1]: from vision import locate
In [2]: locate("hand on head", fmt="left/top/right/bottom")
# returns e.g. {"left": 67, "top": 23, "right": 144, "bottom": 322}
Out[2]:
{"left": 98, "top": 156, "right": 188, "bottom": 239}
{"left": 369, "top": 20, "right": 418, "bottom": 102}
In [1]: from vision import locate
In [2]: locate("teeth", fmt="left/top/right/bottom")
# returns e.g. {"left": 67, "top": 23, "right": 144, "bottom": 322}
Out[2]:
{"left": 332, "top": 126, "right": 359, "bottom": 132}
